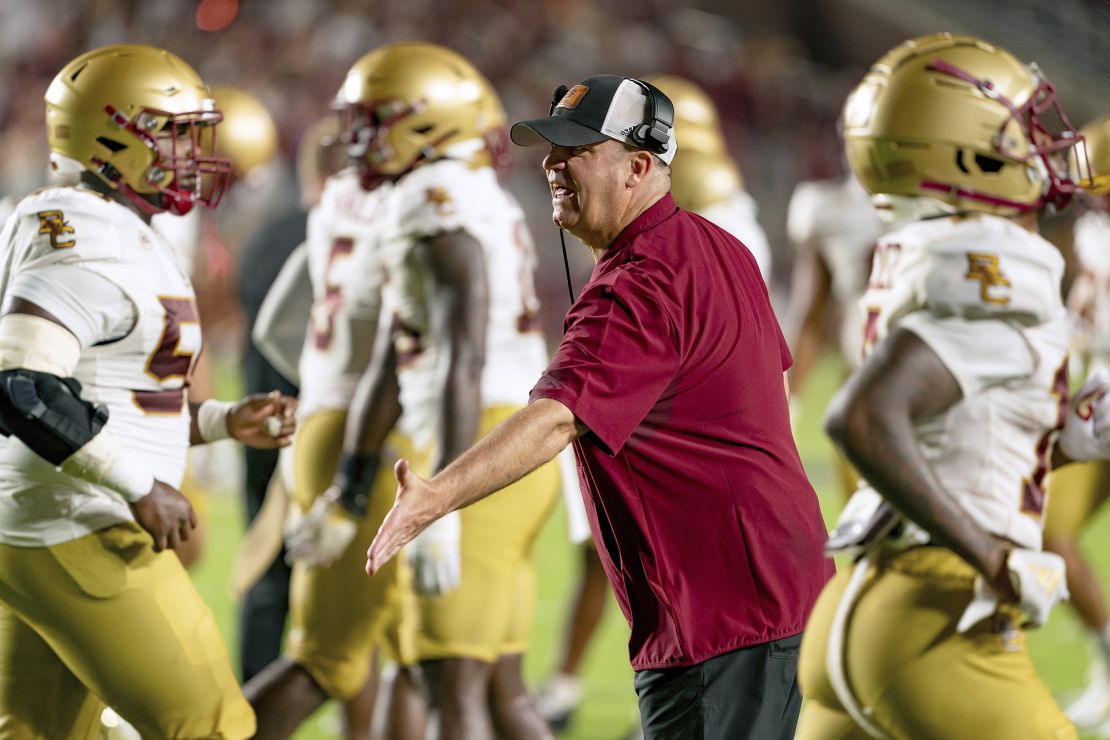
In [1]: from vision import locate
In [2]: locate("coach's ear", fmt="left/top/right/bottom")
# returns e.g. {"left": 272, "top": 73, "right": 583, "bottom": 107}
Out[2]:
{"left": 625, "top": 148, "right": 655, "bottom": 188}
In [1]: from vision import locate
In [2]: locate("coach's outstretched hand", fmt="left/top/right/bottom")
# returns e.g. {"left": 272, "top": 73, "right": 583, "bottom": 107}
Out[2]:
{"left": 366, "top": 458, "right": 439, "bottom": 576}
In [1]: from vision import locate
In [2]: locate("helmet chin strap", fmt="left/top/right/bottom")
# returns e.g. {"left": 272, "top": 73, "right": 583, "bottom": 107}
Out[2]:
{"left": 89, "top": 158, "right": 193, "bottom": 217}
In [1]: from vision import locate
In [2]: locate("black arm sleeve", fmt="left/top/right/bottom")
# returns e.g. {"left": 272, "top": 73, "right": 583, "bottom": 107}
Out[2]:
{"left": 0, "top": 369, "right": 109, "bottom": 465}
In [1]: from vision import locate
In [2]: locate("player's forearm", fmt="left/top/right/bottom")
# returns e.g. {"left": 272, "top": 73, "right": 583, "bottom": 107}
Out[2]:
{"left": 825, "top": 387, "right": 1008, "bottom": 586}
{"left": 429, "top": 398, "right": 580, "bottom": 515}
{"left": 433, "top": 342, "right": 484, "bottom": 473}
{"left": 344, "top": 340, "right": 402, "bottom": 457}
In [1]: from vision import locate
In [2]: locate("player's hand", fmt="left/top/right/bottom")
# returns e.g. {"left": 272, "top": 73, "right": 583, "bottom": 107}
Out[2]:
{"left": 228, "top": 390, "right": 297, "bottom": 449}
{"left": 958, "top": 548, "right": 1068, "bottom": 632}
{"left": 366, "top": 458, "right": 440, "bottom": 577}
{"left": 407, "top": 510, "right": 461, "bottom": 596}
{"left": 130, "top": 479, "right": 198, "bottom": 553}
{"left": 1059, "top": 367, "right": 1110, "bottom": 462}
{"left": 284, "top": 487, "right": 358, "bottom": 567}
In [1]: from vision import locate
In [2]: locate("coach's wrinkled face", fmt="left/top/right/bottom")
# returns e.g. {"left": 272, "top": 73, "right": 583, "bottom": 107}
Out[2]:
{"left": 542, "top": 139, "right": 628, "bottom": 246}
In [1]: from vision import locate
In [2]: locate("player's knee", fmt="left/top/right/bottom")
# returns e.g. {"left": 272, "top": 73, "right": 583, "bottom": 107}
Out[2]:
{"left": 288, "top": 650, "right": 373, "bottom": 701}
{"left": 1041, "top": 533, "right": 1078, "bottom": 558}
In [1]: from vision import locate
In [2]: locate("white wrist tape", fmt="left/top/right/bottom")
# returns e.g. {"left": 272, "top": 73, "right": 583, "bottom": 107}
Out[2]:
{"left": 59, "top": 428, "right": 155, "bottom": 502}
{"left": 196, "top": 399, "right": 235, "bottom": 442}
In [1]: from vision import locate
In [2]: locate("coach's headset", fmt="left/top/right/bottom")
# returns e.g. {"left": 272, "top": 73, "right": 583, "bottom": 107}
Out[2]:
{"left": 550, "top": 78, "right": 675, "bottom": 304}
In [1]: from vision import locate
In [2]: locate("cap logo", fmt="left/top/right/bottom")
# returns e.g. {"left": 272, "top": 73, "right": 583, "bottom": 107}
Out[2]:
{"left": 557, "top": 85, "right": 589, "bottom": 110}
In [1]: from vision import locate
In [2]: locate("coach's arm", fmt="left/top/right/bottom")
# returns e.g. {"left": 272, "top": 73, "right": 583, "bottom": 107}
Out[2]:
{"left": 366, "top": 397, "right": 585, "bottom": 574}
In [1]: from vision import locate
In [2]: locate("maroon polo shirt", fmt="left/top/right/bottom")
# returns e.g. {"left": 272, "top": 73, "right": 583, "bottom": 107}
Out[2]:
{"left": 531, "top": 193, "right": 833, "bottom": 671}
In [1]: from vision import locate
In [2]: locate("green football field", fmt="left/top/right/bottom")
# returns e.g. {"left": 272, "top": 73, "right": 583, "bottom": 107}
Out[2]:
{"left": 191, "top": 356, "right": 1110, "bottom": 739}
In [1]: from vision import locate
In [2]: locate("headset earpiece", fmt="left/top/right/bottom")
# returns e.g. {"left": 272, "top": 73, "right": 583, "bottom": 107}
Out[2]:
{"left": 630, "top": 79, "right": 674, "bottom": 155}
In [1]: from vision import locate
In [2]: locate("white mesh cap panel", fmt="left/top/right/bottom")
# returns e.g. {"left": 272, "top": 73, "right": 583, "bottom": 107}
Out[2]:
{"left": 599, "top": 80, "right": 677, "bottom": 164}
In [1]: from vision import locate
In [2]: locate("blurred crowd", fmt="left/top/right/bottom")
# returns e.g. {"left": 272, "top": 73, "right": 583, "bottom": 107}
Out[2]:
{"left": 0, "top": 0, "right": 870, "bottom": 343}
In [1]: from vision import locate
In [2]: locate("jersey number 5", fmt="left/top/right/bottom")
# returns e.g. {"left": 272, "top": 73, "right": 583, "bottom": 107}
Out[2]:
{"left": 133, "top": 297, "right": 200, "bottom": 415}
{"left": 312, "top": 237, "right": 354, "bottom": 350}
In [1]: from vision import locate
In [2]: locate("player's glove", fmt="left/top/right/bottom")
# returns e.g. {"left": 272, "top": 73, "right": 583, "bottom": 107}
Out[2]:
{"left": 406, "top": 510, "right": 461, "bottom": 597}
{"left": 957, "top": 549, "right": 1068, "bottom": 632}
{"left": 284, "top": 486, "right": 358, "bottom": 567}
{"left": 1059, "top": 367, "right": 1110, "bottom": 462}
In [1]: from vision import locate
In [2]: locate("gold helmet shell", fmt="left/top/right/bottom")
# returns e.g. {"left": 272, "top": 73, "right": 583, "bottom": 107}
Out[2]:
{"left": 670, "top": 150, "right": 743, "bottom": 212}
{"left": 642, "top": 74, "right": 726, "bottom": 155}
{"left": 336, "top": 42, "right": 503, "bottom": 177}
{"left": 843, "top": 32, "right": 1080, "bottom": 217}
{"left": 45, "top": 44, "right": 231, "bottom": 216}
{"left": 210, "top": 86, "right": 278, "bottom": 179}
{"left": 1076, "top": 117, "right": 1110, "bottom": 195}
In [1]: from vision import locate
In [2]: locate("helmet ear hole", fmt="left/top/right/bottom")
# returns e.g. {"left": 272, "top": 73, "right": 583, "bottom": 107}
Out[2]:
{"left": 974, "top": 153, "right": 1005, "bottom": 173}
{"left": 96, "top": 136, "right": 127, "bottom": 153}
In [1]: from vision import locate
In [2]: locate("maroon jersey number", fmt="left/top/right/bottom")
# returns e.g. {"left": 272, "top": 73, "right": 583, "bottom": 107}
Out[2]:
{"left": 133, "top": 296, "right": 199, "bottom": 415}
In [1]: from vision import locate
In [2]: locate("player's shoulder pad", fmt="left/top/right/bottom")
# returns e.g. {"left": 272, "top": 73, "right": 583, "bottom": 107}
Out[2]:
{"left": 785, "top": 180, "right": 829, "bottom": 246}
{"left": 394, "top": 160, "right": 497, "bottom": 239}
{"left": 317, "top": 168, "right": 362, "bottom": 209}
{"left": 10, "top": 187, "right": 124, "bottom": 264}
{"left": 1074, "top": 210, "right": 1110, "bottom": 279}
{"left": 922, "top": 216, "right": 1064, "bottom": 324}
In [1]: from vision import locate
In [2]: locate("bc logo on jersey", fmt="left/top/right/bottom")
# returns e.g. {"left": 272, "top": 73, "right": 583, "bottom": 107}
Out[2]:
{"left": 965, "top": 253, "right": 1012, "bottom": 305}
{"left": 36, "top": 210, "right": 76, "bottom": 249}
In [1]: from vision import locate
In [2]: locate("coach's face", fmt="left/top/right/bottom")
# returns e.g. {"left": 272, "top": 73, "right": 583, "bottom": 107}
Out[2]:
{"left": 543, "top": 139, "right": 627, "bottom": 248}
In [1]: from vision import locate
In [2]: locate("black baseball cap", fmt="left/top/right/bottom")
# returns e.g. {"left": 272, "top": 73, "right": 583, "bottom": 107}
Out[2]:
{"left": 511, "top": 74, "right": 677, "bottom": 164}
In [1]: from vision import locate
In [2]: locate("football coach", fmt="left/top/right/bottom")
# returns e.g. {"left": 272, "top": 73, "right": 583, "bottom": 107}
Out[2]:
{"left": 366, "top": 74, "right": 833, "bottom": 740}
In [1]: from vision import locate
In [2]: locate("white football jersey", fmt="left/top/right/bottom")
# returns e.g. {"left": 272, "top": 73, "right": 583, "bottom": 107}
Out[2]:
{"left": 1067, "top": 209, "right": 1110, "bottom": 368}
{"left": 297, "top": 169, "right": 395, "bottom": 417}
{"left": 380, "top": 160, "right": 548, "bottom": 448}
{"left": 697, "top": 190, "right": 771, "bottom": 281}
{"left": 855, "top": 214, "right": 1067, "bottom": 550}
{"left": 0, "top": 187, "right": 201, "bottom": 546}
{"left": 787, "top": 176, "right": 886, "bottom": 364}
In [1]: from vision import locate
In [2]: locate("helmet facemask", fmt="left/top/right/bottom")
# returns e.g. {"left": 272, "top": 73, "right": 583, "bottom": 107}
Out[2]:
{"left": 97, "top": 104, "right": 232, "bottom": 216}
{"left": 338, "top": 97, "right": 460, "bottom": 182}
{"left": 923, "top": 58, "right": 1084, "bottom": 213}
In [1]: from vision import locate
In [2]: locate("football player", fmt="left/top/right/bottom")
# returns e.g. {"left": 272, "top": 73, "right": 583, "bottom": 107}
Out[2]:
{"left": 0, "top": 44, "right": 298, "bottom": 739}
{"left": 783, "top": 169, "right": 885, "bottom": 401}
{"left": 247, "top": 43, "right": 558, "bottom": 740}
{"left": 795, "top": 33, "right": 1103, "bottom": 739}
{"left": 1044, "top": 115, "right": 1110, "bottom": 732}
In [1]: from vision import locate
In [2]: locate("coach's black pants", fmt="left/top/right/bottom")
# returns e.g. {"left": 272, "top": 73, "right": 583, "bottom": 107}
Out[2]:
{"left": 634, "top": 632, "right": 803, "bottom": 740}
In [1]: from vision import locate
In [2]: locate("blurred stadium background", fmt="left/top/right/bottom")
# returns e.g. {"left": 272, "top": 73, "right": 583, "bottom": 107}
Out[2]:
{"left": 3, "top": 0, "right": 1110, "bottom": 737}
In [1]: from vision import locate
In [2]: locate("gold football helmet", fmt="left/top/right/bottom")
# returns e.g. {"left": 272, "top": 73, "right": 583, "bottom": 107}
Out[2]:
{"left": 642, "top": 74, "right": 726, "bottom": 155}
{"left": 335, "top": 42, "right": 503, "bottom": 178}
{"left": 842, "top": 33, "right": 1081, "bottom": 217}
{"left": 670, "top": 150, "right": 743, "bottom": 213}
{"left": 1076, "top": 117, "right": 1110, "bottom": 195}
{"left": 45, "top": 44, "right": 231, "bottom": 216}
{"left": 210, "top": 86, "right": 278, "bottom": 179}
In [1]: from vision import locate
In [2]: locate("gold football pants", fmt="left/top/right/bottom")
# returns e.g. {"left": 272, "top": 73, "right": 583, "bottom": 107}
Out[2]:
{"left": 796, "top": 546, "right": 1075, "bottom": 740}
{"left": 287, "top": 408, "right": 417, "bottom": 699}
{"left": 0, "top": 523, "right": 254, "bottom": 739}
{"left": 413, "top": 404, "right": 559, "bottom": 663}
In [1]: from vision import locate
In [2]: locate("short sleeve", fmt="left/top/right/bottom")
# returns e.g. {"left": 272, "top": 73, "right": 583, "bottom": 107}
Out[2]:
{"left": 530, "top": 273, "right": 680, "bottom": 454}
{"left": 786, "top": 182, "right": 819, "bottom": 248}
{"left": 896, "top": 312, "right": 1034, "bottom": 397}
{"left": 7, "top": 264, "right": 135, "bottom": 347}
{"left": 778, "top": 323, "right": 794, "bottom": 372}
{"left": 396, "top": 165, "right": 480, "bottom": 239}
